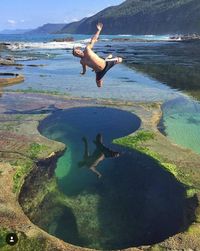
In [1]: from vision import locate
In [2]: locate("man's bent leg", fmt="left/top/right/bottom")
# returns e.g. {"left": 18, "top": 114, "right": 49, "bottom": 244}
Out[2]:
{"left": 91, "top": 166, "right": 102, "bottom": 178}
{"left": 95, "top": 57, "right": 122, "bottom": 87}
{"left": 105, "top": 57, "right": 122, "bottom": 64}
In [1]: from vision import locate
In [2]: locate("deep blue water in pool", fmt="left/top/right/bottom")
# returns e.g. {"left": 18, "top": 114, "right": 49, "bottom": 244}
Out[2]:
{"left": 38, "top": 107, "right": 191, "bottom": 250}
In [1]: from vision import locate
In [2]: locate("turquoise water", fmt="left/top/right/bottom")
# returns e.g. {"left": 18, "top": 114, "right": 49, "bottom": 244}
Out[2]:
{"left": 160, "top": 96, "right": 200, "bottom": 154}
{"left": 38, "top": 107, "right": 191, "bottom": 250}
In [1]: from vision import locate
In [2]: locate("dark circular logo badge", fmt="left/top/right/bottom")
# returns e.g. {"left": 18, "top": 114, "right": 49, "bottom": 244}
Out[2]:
{"left": 6, "top": 233, "right": 18, "bottom": 246}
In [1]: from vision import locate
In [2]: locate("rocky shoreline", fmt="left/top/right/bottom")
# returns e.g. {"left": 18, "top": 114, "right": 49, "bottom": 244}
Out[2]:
{"left": 169, "top": 34, "right": 200, "bottom": 42}
{"left": 111, "top": 34, "right": 200, "bottom": 43}
{"left": 0, "top": 56, "right": 23, "bottom": 67}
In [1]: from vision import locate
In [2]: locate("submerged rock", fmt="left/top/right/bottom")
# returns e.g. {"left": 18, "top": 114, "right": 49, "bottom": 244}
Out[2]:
{"left": 0, "top": 56, "right": 23, "bottom": 66}
{"left": 0, "top": 57, "right": 15, "bottom": 65}
{"left": 0, "top": 43, "right": 9, "bottom": 51}
{"left": 111, "top": 38, "right": 160, "bottom": 42}
{"left": 15, "top": 66, "right": 24, "bottom": 70}
{"left": 27, "top": 64, "right": 46, "bottom": 67}
{"left": 53, "top": 37, "right": 74, "bottom": 42}
{"left": 169, "top": 34, "right": 200, "bottom": 42}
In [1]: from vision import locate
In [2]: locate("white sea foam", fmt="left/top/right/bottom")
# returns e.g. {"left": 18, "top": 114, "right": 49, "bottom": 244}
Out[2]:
{"left": 14, "top": 56, "right": 37, "bottom": 61}
{"left": 159, "top": 36, "right": 171, "bottom": 41}
{"left": 77, "top": 38, "right": 91, "bottom": 43}
{"left": 7, "top": 41, "right": 86, "bottom": 51}
{"left": 144, "top": 35, "right": 170, "bottom": 40}
{"left": 101, "top": 39, "right": 110, "bottom": 41}
{"left": 117, "top": 34, "right": 132, "bottom": 36}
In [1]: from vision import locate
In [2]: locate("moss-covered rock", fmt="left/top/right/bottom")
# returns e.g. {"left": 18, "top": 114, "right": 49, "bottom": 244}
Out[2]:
{"left": 0, "top": 229, "right": 46, "bottom": 251}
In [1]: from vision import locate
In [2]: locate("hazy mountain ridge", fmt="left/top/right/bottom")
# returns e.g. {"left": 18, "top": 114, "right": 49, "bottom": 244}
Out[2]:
{"left": 0, "top": 29, "right": 32, "bottom": 34}
{"left": 59, "top": 0, "right": 200, "bottom": 34}
{"left": 57, "top": 18, "right": 87, "bottom": 34}
{"left": 26, "top": 23, "right": 66, "bottom": 34}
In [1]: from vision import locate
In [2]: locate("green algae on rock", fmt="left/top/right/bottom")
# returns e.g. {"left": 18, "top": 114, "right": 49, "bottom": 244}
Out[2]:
{"left": 113, "top": 130, "right": 198, "bottom": 194}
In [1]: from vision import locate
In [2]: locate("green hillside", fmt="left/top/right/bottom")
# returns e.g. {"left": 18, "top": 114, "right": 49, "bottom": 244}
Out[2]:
{"left": 59, "top": 0, "right": 200, "bottom": 34}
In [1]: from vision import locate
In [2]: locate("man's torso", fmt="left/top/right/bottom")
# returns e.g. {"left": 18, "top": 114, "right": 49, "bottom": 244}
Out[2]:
{"left": 81, "top": 47, "right": 106, "bottom": 72}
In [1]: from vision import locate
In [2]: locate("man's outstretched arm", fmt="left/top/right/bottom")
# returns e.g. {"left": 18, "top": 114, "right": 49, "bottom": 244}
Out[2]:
{"left": 87, "top": 23, "right": 103, "bottom": 49}
{"left": 80, "top": 63, "right": 87, "bottom": 75}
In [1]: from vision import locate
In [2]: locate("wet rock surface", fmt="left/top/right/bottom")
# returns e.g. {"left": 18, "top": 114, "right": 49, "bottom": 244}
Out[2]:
{"left": 0, "top": 57, "right": 15, "bottom": 65}
{"left": 53, "top": 37, "right": 74, "bottom": 42}
{"left": 0, "top": 43, "right": 9, "bottom": 51}
{"left": 0, "top": 56, "right": 23, "bottom": 66}
{"left": 170, "top": 34, "right": 200, "bottom": 42}
{"left": 0, "top": 73, "right": 24, "bottom": 86}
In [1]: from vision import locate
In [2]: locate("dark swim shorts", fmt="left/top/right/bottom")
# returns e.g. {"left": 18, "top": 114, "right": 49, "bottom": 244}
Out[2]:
{"left": 96, "top": 58, "right": 118, "bottom": 81}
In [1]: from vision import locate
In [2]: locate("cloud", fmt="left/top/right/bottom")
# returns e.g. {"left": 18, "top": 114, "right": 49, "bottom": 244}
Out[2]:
{"left": 64, "top": 17, "right": 79, "bottom": 23}
{"left": 7, "top": 19, "right": 17, "bottom": 26}
{"left": 86, "top": 13, "right": 95, "bottom": 17}
{"left": 64, "top": 13, "right": 94, "bottom": 24}
{"left": 20, "top": 19, "right": 25, "bottom": 23}
{"left": 72, "top": 18, "right": 79, "bottom": 22}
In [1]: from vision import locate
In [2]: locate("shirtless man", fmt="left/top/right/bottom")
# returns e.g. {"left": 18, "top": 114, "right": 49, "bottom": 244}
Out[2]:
{"left": 78, "top": 134, "right": 120, "bottom": 178}
{"left": 72, "top": 23, "right": 123, "bottom": 87}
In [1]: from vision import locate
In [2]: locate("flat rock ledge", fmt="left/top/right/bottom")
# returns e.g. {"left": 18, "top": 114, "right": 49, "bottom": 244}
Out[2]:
{"left": 0, "top": 92, "right": 199, "bottom": 251}
{"left": 0, "top": 73, "right": 24, "bottom": 86}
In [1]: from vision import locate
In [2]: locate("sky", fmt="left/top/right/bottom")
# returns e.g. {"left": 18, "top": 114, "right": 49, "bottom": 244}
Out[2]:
{"left": 0, "top": 0, "right": 124, "bottom": 30}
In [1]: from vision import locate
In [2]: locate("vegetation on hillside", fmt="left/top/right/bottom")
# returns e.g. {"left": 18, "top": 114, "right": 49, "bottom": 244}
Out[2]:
{"left": 59, "top": 0, "right": 200, "bottom": 34}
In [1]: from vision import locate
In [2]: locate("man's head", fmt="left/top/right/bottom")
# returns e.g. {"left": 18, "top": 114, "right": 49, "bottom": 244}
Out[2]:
{"left": 72, "top": 47, "right": 84, "bottom": 58}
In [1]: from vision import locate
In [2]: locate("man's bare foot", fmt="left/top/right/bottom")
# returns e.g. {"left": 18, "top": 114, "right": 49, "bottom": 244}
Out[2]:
{"left": 96, "top": 79, "right": 103, "bottom": 88}
{"left": 117, "top": 57, "right": 123, "bottom": 63}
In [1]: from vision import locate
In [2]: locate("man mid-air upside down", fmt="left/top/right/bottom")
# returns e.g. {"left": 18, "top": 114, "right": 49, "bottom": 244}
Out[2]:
{"left": 72, "top": 23, "right": 123, "bottom": 87}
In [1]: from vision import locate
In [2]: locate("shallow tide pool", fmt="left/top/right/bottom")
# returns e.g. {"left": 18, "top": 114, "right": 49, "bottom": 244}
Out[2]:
{"left": 160, "top": 96, "right": 200, "bottom": 154}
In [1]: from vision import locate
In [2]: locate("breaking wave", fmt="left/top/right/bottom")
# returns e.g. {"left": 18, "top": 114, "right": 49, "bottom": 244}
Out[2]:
{"left": 6, "top": 40, "right": 88, "bottom": 51}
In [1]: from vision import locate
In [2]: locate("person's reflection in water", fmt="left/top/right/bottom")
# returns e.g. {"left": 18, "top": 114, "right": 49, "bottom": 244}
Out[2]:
{"left": 78, "top": 133, "right": 120, "bottom": 178}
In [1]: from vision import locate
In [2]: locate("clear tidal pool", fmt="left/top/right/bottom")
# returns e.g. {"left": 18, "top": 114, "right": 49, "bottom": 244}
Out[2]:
{"left": 36, "top": 107, "right": 192, "bottom": 250}
{"left": 159, "top": 96, "right": 200, "bottom": 154}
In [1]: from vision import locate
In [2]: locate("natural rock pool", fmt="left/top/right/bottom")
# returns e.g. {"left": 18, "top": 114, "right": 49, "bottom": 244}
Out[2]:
{"left": 33, "top": 107, "right": 191, "bottom": 250}
{"left": 159, "top": 96, "right": 200, "bottom": 155}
